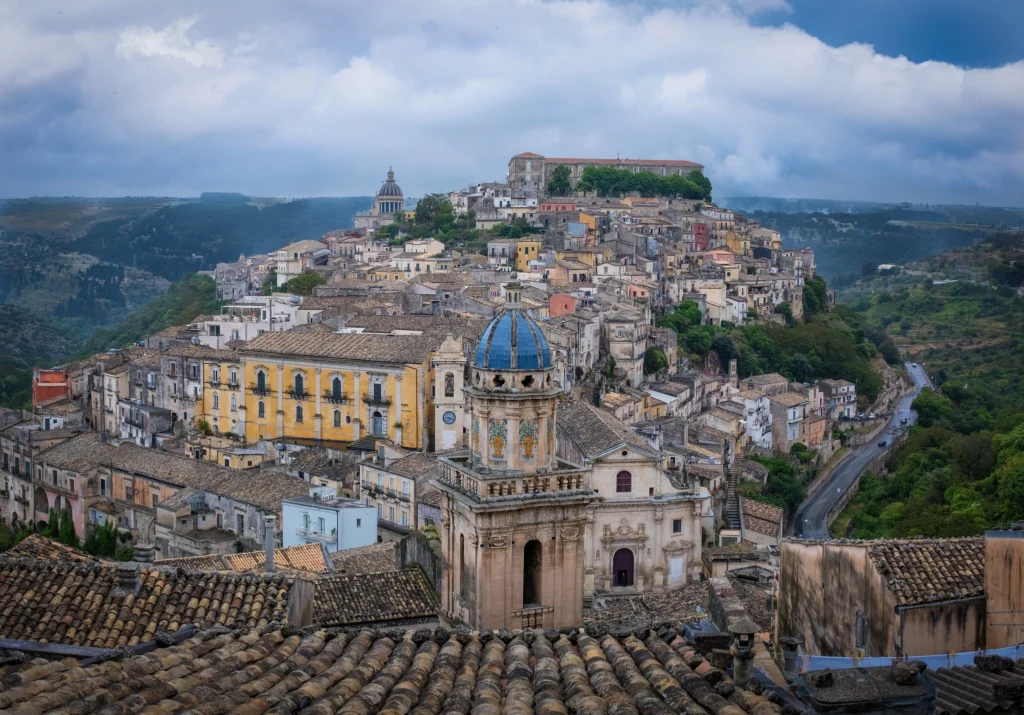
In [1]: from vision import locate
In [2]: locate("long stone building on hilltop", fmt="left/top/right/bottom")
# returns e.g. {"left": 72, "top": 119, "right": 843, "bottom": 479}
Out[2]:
{"left": 507, "top": 152, "right": 705, "bottom": 197}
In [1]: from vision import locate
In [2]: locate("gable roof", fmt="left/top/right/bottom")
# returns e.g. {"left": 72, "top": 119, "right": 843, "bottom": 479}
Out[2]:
{"left": 557, "top": 401, "right": 652, "bottom": 459}
{"left": 741, "top": 497, "right": 784, "bottom": 537}
{"left": 314, "top": 568, "right": 437, "bottom": 627}
{"left": 0, "top": 557, "right": 294, "bottom": 647}
{"left": 4, "top": 534, "right": 98, "bottom": 562}
{"left": 241, "top": 330, "right": 443, "bottom": 364}
{"left": 868, "top": 537, "right": 985, "bottom": 607}
{"left": 37, "top": 433, "right": 309, "bottom": 513}
{"left": 0, "top": 620, "right": 776, "bottom": 714}
{"left": 156, "top": 542, "right": 331, "bottom": 575}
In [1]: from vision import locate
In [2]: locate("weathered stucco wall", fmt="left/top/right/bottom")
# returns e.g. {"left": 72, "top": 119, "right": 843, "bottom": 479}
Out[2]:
{"left": 777, "top": 541, "right": 897, "bottom": 657}
{"left": 985, "top": 530, "right": 1024, "bottom": 649}
{"left": 900, "top": 598, "right": 985, "bottom": 656}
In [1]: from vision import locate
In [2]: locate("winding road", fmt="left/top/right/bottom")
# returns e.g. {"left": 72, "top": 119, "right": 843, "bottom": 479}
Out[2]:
{"left": 793, "top": 362, "right": 933, "bottom": 539}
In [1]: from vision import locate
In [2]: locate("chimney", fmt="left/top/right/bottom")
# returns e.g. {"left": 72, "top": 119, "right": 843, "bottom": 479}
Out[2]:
{"left": 780, "top": 636, "right": 803, "bottom": 682}
{"left": 132, "top": 543, "right": 155, "bottom": 563}
{"left": 264, "top": 515, "right": 276, "bottom": 573}
{"left": 728, "top": 617, "right": 760, "bottom": 689}
{"left": 116, "top": 562, "right": 141, "bottom": 596}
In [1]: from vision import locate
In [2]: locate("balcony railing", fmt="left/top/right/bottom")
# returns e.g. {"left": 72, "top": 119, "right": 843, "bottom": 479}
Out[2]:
{"left": 361, "top": 481, "right": 411, "bottom": 503}
{"left": 250, "top": 384, "right": 271, "bottom": 396}
{"left": 322, "top": 392, "right": 348, "bottom": 404}
{"left": 226, "top": 382, "right": 241, "bottom": 391}
{"left": 362, "top": 395, "right": 392, "bottom": 406}
{"left": 14, "top": 494, "right": 29, "bottom": 505}
{"left": 287, "top": 390, "right": 311, "bottom": 401}
{"left": 296, "top": 527, "right": 337, "bottom": 543}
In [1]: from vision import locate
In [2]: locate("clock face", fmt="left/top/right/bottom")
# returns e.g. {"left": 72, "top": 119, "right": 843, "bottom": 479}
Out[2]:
{"left": 442, "top": 410, "right": 457, "bottom": 425}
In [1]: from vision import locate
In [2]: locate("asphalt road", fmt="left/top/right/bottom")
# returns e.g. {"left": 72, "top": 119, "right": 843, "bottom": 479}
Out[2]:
{"left": 793, "top": 362, "right": 933, "bottom": 539}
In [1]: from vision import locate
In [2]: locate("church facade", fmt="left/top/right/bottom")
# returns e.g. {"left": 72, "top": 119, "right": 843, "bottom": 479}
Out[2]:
{"left": 354, "top": 168, "right": 404, "bottom": 233}
{"left": 433, "top": 283, "right": 704, "bottom": 631}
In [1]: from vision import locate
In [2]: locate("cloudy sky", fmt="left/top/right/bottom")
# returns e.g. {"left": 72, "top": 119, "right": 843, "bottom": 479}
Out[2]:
{"left": 2, "top": 0, "right": 1022, "bottom": 204}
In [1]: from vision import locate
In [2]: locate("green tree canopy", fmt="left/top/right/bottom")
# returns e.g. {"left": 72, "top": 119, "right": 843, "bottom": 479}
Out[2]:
{"left": 643, "top": 347, "right": 669, "bottom": 375}
{"left": 547, "top": 165, "right": 572, "bottom": 197}
{"left": 282, "top": 273, "right": 327, "bottom": 296}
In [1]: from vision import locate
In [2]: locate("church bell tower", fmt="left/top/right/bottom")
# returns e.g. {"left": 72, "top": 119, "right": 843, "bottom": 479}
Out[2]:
{"left": 433, "top": 283, "right": 595, "bottom": 630}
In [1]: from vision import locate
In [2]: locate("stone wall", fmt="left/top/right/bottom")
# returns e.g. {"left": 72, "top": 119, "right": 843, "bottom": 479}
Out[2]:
{"left": 398, "top": 529, "right": 446, "bottom": 594}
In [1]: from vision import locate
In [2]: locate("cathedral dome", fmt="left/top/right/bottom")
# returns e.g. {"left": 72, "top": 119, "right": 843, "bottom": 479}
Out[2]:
{"left": 475, "top": 309, "right": 551, "bottom": 370}
{"left": 377, "top": 169, "right": 403, "bottom": 198}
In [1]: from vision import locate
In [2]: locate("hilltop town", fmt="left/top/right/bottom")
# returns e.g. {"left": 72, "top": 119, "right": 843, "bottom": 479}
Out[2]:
{"left": 1, "top": 153, "right": 1017, "bottom": 711}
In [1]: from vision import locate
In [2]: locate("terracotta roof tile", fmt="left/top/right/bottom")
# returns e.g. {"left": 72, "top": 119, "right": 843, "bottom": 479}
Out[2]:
{"left": 868, "top": 537, "right": 985, "bottom": 606}
{"left": 156, "top": 543, "right": 331, "bottom": 574}
{"left": 557, "top": 401, "right": 651, "bottom": 459}
{"left": 328, "top": 541, "right": 398, "bottom": 575}
{"left": 37, "top": 433, "right": 309, "bottom": 513}
{"left": 314, "top": 569, "right": 437, "bottom": 627}
{"left": 742, "top": 498, "right": 784, "bottom": 537}
{"left": 4, "top": 534, "right": 98, "bottom": 562}
{"left": 0, "top": 620, "right": 776, "bottom": 714}
{"left": 0, "top": 557, "right": 294, "bottom": 647}
{"left": 240, "top": 330, "right": 443, "bottom": 364}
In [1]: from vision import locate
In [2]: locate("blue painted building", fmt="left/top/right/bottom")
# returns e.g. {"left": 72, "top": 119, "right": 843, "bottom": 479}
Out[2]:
{"left": 281, "top": 486, "right": 376, "bottom": 553}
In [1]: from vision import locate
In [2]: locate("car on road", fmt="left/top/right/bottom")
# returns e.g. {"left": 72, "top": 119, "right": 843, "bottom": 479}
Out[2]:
{"left": 912, "top": 362, "right": 918, "bottom": 367}
{"left": 901, "top": 417, "right": 908, "bottom": 425}
{"left": 878, "top": 439, "right": 888, "bottom": 447}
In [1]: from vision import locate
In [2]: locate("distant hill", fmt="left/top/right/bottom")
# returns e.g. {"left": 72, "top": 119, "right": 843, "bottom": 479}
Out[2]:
{"left": 0, "top": 193, "right": 369, "bottom": 322}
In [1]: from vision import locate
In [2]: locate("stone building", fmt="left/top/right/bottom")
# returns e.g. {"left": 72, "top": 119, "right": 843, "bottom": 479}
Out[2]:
{"left": 354, "top": 168, "right": 404, "bottom": 234}
{"left": 557, "top": 401, "right": 704, "bottom": 599}
{"left": 434, "top": 284, "right": 595, "bottom": 630}
{"left": 507, "top": 153, "right": 704, "bottom": 197}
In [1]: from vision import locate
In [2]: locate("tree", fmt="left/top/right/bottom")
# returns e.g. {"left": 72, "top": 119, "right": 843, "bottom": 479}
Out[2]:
{"left": 711, "top": 333, "right": 738, "bottom": 367}
{"left": 282, "top": 273, "right": 327, "bottom": 296}
{"left": 774, "top": 302, "right": 794, "bottom": 325}
{"left": 0, "top": 521, "right": 12, "bottom": 553}
{"left": 911, "top": 388, "right": 956, "bottom": 429}
{"left": 44, "top": 508, "right": 59, "bottom": 539}
{"left": 58, "top": 508, "right": 79, "bottom": 549}
{"left": 998, "top": 453, "right": 1024, "bottom": 522}
{"left": 84, "top": 519, "right": 121, "bottom": 558}
{"left": 643, "top": 347, "right": 669, "bottom": 375}
{"left": 683, "top": 327, "right": 713, "bottom": 357}
{"left": 548, "top": 165, "right": 572, "bottom": 197}
{"left": 261, "top": 271, "right": 277, "bottom": 295}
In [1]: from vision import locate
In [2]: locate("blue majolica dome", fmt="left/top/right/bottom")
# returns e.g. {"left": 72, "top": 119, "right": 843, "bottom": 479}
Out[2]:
{"left": 475, "top": 309, "right": 551, "bottom": 370}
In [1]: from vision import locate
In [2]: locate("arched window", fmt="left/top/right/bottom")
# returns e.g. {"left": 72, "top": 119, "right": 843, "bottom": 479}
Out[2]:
{"left": 296, "top": 405, "right": 304, "bottom": 423}
{"left": 212, "top": 394, "right": 219, "bottom": 410}
{"left": 257, "top": 401, "right": 265, "bottom": 418}
{"left": 444, "top": 372, "right": 455, "bottom": 397}
{"left": 230, "top": 395, "right": 237, "bottom": 412}
{"left": 332, "top": 376, "right": 342, "bottom": 398}
{"left": 212, "top": 368, "right": 219, "bottom": 384}
{"left": 613, "top": 548, "right": 635, "bottom": 587}
{"left": 333, "top": 410, "right": 341, "bottom": 427}
{"left": 294, "top": 374, "right": 304, "bottom": 396}
{"left": 523, "top": 540, "right": 542, "bottom": 606}
{"left": 229, "top": 369, "right": 237, "bottom": 386}
{"left": 345, "top": 414, "right": 351, "bottom": 424}
{"left": 616, "top": 470, "right": 632, "bottom": 493}
{"left": 256, "top": 370, "right": 266, "bottom": 392}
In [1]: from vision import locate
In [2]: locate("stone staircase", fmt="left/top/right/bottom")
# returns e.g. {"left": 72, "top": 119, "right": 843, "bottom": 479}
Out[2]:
{"left": 725, "top": 466, "right": 742, "bottom": 530}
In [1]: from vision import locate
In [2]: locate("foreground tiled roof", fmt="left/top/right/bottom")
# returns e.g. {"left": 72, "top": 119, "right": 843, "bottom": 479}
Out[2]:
{"left": 328, "top": 541, "right": 397, "bottom": 575}
{"left": 0, "top": 621, "right": 781, "bottom": 715}
{"left": 868, "top": 537, "right": 985, "bottom": 606}
{"left": 156, "top": 542, "right": 331, "bottom": 574}
{"left": 4, "top": 534, "right": 98, "bottom": 562}
{"left": 557, "top": 401, "right": 651, "bottom": 459}
{"left": 241, "top": 330, "right": 444, "bottom": 364}
{"left": 931, "top": 655, "right": 1024, "bottom": 715}
{"left": 314, "top": 569, "right": 437, "bottom": 627}
{"left": 0, "top": 557, "right": 294, "bottom": 647}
